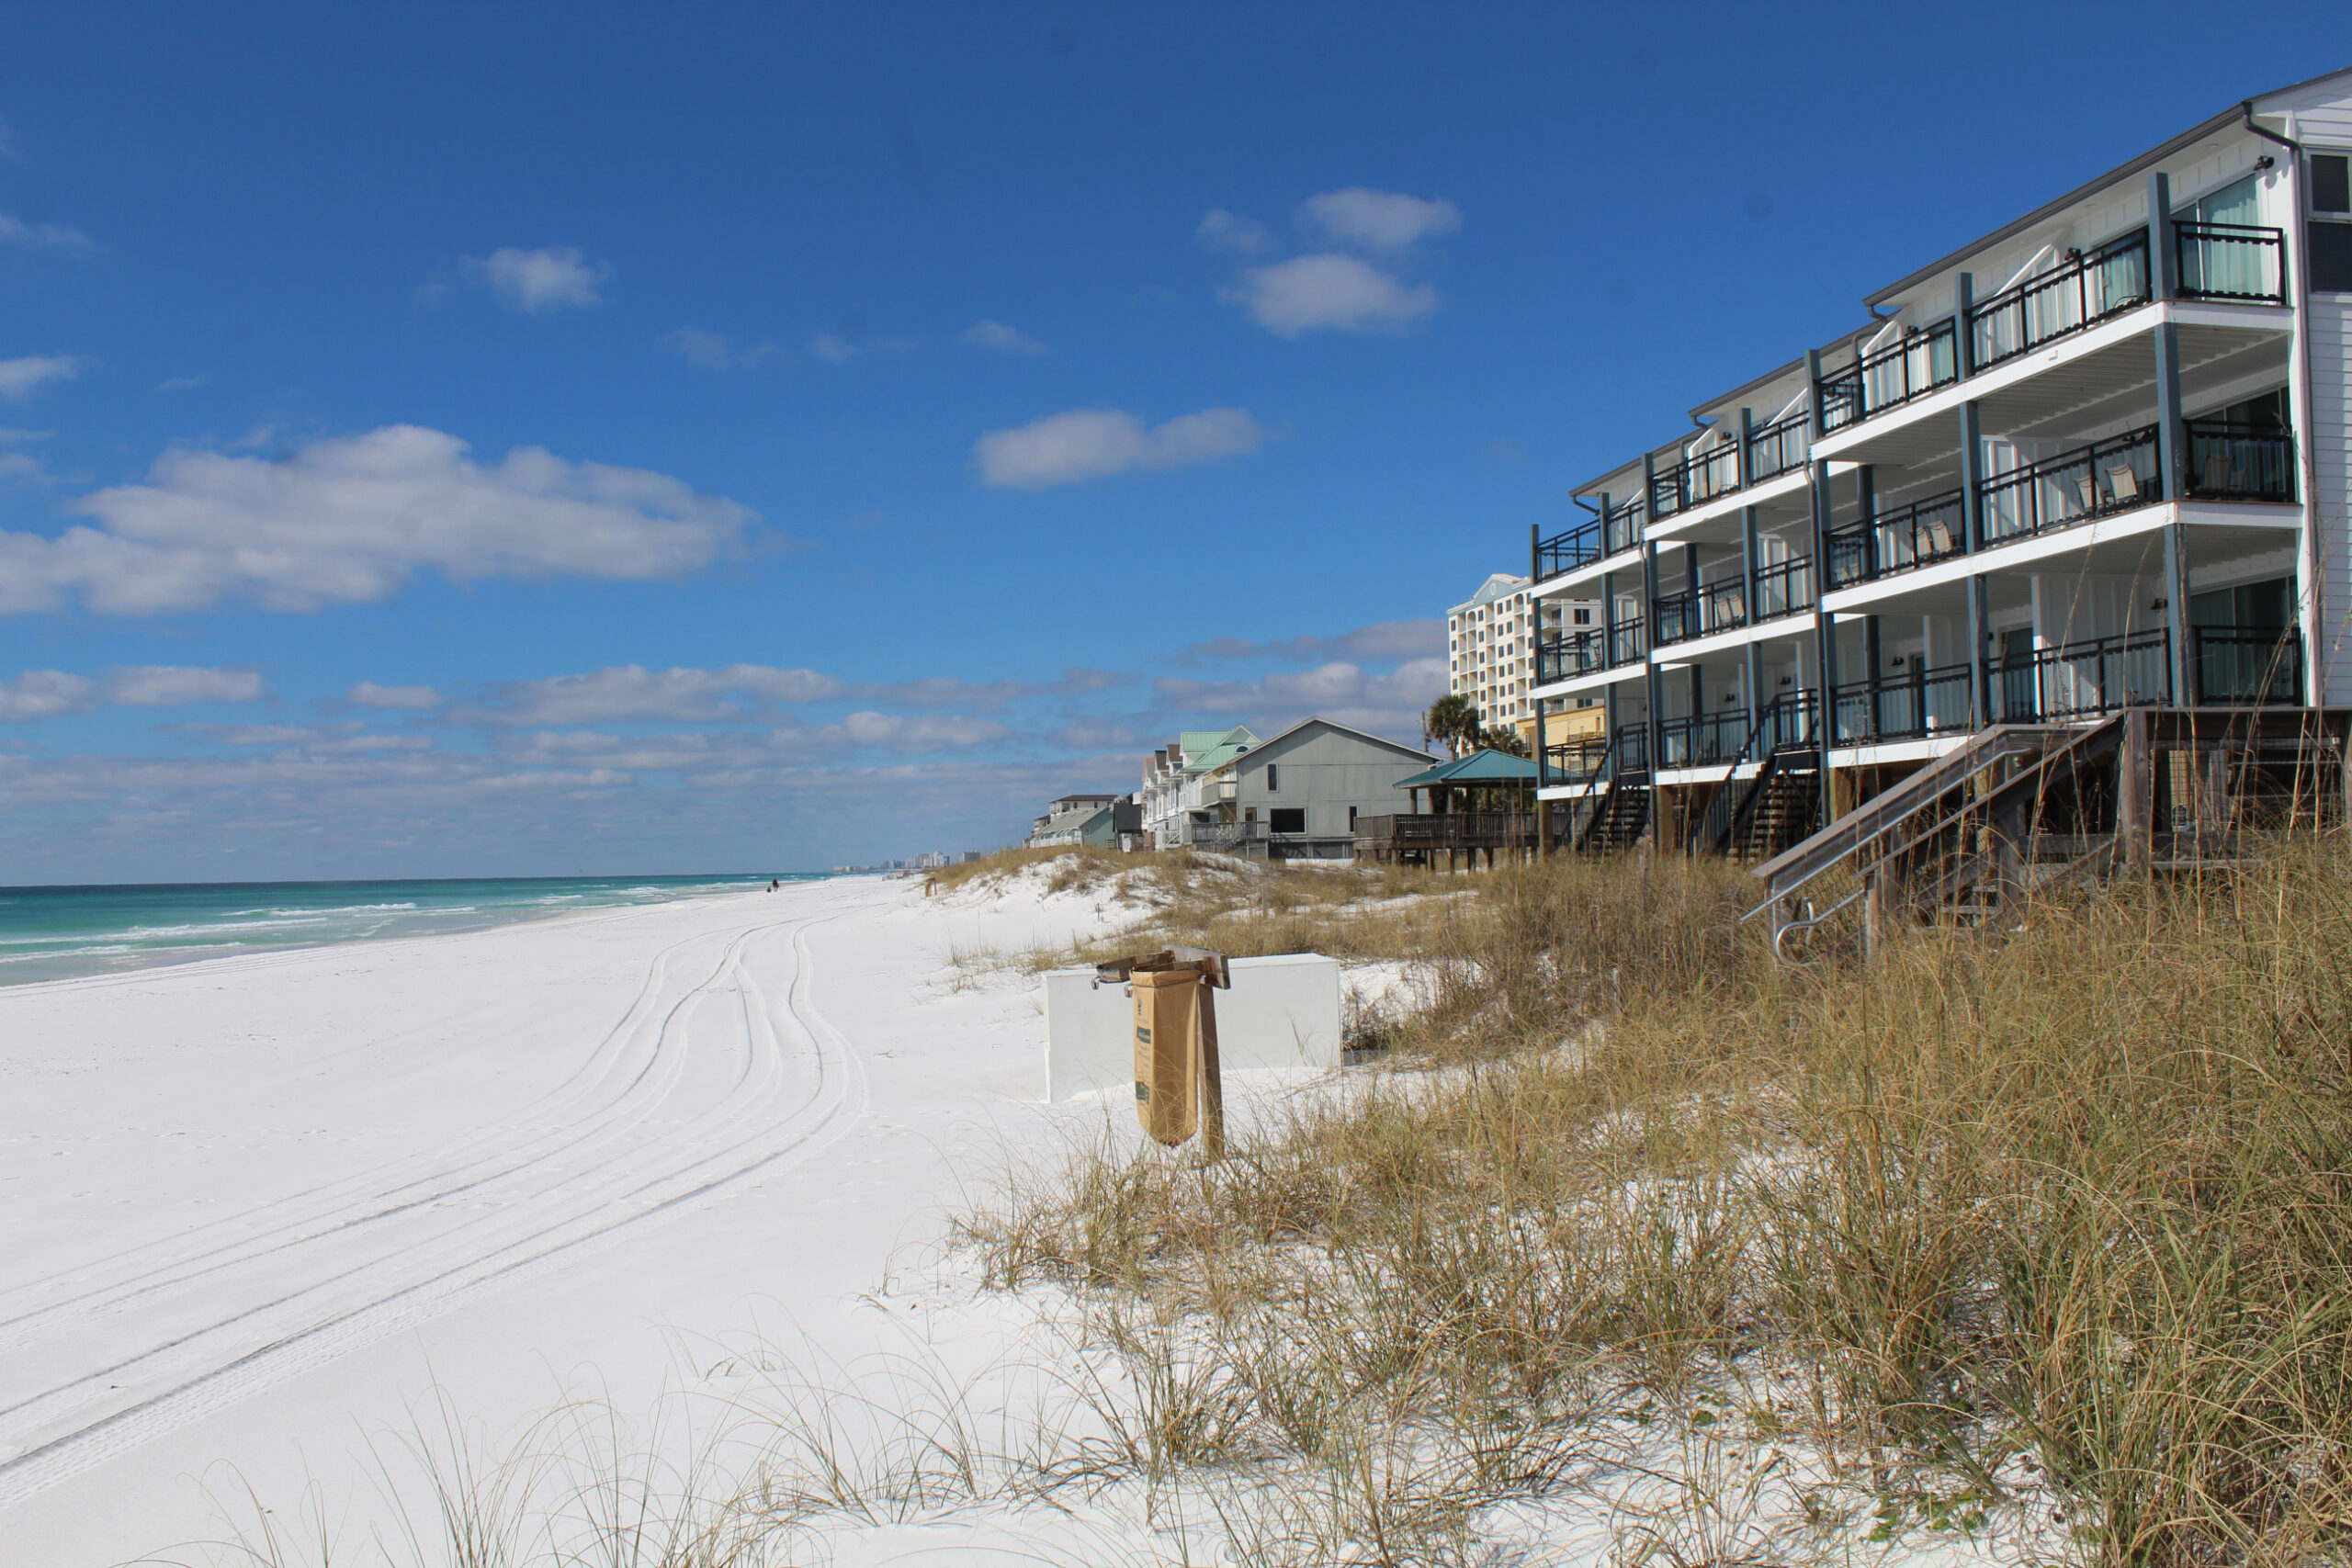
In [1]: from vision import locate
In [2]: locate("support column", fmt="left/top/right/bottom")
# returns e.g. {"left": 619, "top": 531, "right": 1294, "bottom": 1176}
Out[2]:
{"left": 1809, "top": 458, "right": 1839, "bottom": 821}
{"left": 2149, "top": 171, "right": 2193, "bottom": 710}
{"left": 1530, "top": 523, "right": 1552, "bottom": 855}
{"left": 1958, "top": 397, "right": 1992, "bottom": 727}
{"left": 2119, "top": 705, "right": 2152, "bottom": 874}
{"left": 1641, "top": 450, "right": 1665, "bottom": 850}
{"left": 1740, "top": 491, "right": 1765, "bottom": 735}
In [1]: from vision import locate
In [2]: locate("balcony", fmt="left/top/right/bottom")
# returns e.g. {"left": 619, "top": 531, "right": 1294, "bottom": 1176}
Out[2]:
{"left": 1747, "top": 412, "right": 1811, "bottom": 484}
{"left": 1652, "top": 555, "right": 1813, "bottom": 647}
{"left": 1535, "top": 626, "right": 1609, "bottom": 683}
{"left": 2192, "top": 626, "right": 2303, "bottom": 705}
{"left": 1987, "top": 629, "right": 2171, "bottom": 721}
{"left": 1980, "top": 426, "right": 2163, "bottom": 545}
{"left": 2175, "top": 222, "right": 2287, "bottom": 304}
{"left": 1650, "top": 442, "right": 1742, "bottom": 521}
{"left": 1830, "top": 660, "right": 1975, "bottom": 745}
{"left": 1826, "top": 488, "right": 1966, "bottom": 588}
{"left": 1818, "top": 318, "right": 1959, "bottom": 433}
{"left": 1542, "top": 733, "right": 1613, "bottom": 786}
{"left": 2186, "top": 419, "right": 2297, "bottom": 501}
{"left": 1535, "top": 497, "right": 1646, "bottom": 583}
{"left": 1657, "top": 710, "right": 1752, "bottom": 769}
{"left": 1969, "top": 229, "right": 2149, "bottom": 370}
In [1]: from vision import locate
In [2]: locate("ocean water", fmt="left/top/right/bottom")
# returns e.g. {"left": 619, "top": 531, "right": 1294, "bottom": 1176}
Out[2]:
{"left": 0, "top": 873, "right": 840, "bottom": 987}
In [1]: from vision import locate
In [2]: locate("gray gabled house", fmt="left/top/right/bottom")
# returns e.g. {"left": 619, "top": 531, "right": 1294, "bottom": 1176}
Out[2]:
{"left": 1188, "top": 716, "right": 1433, "bottom": 861}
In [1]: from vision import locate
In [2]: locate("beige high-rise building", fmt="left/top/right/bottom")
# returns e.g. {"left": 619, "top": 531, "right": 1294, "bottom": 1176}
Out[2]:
{"left": 1447, "top": 573, "right": 1602, "bottom": 746}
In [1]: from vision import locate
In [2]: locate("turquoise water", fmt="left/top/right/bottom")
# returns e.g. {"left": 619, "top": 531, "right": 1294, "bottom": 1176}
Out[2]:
{"left": 0, "top": 873, "right": 839, "bottom": 987}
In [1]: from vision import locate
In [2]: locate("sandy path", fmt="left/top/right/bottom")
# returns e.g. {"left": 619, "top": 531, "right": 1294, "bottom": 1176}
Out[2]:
{"left": 0, "top": 874, "right": 1108, "bottom": 1566}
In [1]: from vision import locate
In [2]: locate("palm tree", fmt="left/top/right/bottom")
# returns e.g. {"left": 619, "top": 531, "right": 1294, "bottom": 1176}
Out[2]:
{"left": 1423, "top": 694, "right": 1480, "bottom": 760}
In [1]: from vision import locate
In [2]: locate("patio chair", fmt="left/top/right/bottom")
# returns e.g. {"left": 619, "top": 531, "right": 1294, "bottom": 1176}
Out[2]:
{"left": 2106, "top": 464, "right": 2141, "bottom": 502}
{"left": 2201, "top": 453, "right": 2233, "bottom": 494}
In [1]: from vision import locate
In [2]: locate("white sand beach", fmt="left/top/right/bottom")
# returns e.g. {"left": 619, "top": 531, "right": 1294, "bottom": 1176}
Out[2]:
{"left": 0, "top": 873, "right": 1135, "bottom": 1566}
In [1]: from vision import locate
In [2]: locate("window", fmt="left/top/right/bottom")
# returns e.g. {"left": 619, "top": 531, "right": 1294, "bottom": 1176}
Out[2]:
{"left": 1270, "top": 807, "right": 1306, "bottom": 834}
{"left": 1264, "top": 763, "right": 1278, "bottom": 792}
{"left": 1347, "top": 806, "right": 1358, "bottom": 831}
{"left": 1574, "top": 606, "right": 1591, "bottom": 625}
{"left": 2315, "top": 154, "right": 2350, "bottom": 214}
{"left": 2313, "top": 154, "right": 2352, "bottom": 293}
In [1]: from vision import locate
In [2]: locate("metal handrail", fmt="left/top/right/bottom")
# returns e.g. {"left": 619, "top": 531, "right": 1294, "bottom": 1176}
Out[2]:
{"left": 2191, "top": 626, "right": 2303, "bottom": 705}
{"left": 1980, "top": 424, "right": 2162, "bottom": 544}
{"left": 1969, "top": 229, "right": 2150, "bottom": 369}
{"left": 1817, "top": 318, "right": 1959, "bottom": 432}
{"left": 1826, "top": 488, "right": 1966, "bottom": 588}
{"left": 1746, "top": 412, "right": 1810, "bottom": 482}
{"left": 1536, "top": 515, "right": 1606, "bottom": 581}
{"left": 2182, "top": 419, "right": 2296, "bottom": 502}
{"left": 2175, "top": 221, "right": 2287, "bottom": 304}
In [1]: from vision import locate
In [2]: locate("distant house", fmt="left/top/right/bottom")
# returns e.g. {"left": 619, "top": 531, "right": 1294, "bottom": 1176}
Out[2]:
{"left": 1138, "top": 727, "right": 1261, "bottom": 846}
{"left": 1026, "top": 792, "right": 1141, "bottom": 849}
{"left": 1184, "top": 717, "right": 1433, "bottom": 861}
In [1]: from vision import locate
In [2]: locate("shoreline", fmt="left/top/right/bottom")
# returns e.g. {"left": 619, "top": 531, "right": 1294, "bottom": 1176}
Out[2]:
{"left": 0, "top": 873, "right": 844, "bottom": 993}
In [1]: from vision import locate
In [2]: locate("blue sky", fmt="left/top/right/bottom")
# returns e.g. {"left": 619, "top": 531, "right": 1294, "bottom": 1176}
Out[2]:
{"left": 2, "top": 3, "right": 2346, "bottom": 880}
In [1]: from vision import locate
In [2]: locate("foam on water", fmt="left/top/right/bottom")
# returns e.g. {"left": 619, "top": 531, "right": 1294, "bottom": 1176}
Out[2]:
{"left": 0, "top": 872, "right": 838, "bottom": 987}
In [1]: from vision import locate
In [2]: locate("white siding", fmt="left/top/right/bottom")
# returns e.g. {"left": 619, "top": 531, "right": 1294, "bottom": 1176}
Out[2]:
{"left": 2312, "top": 296, "right": 2352, "bottom": 704}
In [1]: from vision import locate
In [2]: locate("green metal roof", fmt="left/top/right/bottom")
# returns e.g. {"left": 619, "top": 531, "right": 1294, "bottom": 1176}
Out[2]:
{"left": 1393, "top": 748, "right": 1539, "bottom": 790}
{"left": 1180, "top": 725, "right": 1258, "bottom": 771}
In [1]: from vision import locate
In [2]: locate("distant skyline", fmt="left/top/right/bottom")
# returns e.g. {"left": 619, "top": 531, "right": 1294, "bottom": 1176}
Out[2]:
{"left": 3, "top": 3, "right": 2347, "bottom": 880}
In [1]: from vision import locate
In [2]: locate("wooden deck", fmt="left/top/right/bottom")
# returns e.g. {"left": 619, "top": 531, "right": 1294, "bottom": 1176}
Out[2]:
{"left": 1352, "top": 812, "right": 1537, "bottom": 866}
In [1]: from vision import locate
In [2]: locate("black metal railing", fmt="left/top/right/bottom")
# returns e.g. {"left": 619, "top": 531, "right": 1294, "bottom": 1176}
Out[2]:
{"left": 1818, "top": 318, "right": 1959, "bottom": 433}
{"left": 1830, "top": 660, "right": 1974, "bottom": 745}
{"left": 1980, "top": 425, "right": 2162, "bottom": 544}
{"left": 1747, "top": 412, "right": 1810, "bottom": 482}
{"left": 1608, "top": 615, "right": 1646, "bottom": 667}
{"left": 1603, "top": 498, "right": 1645, "bottom": 556}
{"left": 1612, "top": 721, "right": 1650, "bottom": 774}
{"left": 1536, "top": 626, "right": 1610, "bottom": 684}
{"left": 1826, "top": 488, "right": 1966, "bottom": 588}
{"left": 1535, "top": 514, "right": 1607, "bottom": 581}
{"left": 1753, "top": 554, "right": 1815, "bottom": 620}
{"left": 2176, "top": 221, "right": 2287, "bottom": 304}
{"left": 2183, "top": 419, "right": 2297, "bottom": 502}
{"left": 2192, "top": 626, "right": 2303, "bottom": 705}
{"left": 1544, "top": 732, "right": 1614, "bottom": 786}
{"left": 1658, "top": 710, "right": 1753, "bottom": 769}
{"left": 1970, "top": 230, "right": 2150, "bottom": 370}
{"left": 1654, "top": 442, "right": 1743, "bottom": 519}
{"left": 1985, "top": 629, "right": 2170, "bottom": 722}
{"left": 1755, "top": 688, "right": 1822, "bottom": 753}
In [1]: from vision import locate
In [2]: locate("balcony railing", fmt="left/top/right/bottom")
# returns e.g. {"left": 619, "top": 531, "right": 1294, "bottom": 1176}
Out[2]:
{"left": 1653, "top": 579, "right": 1746, "bottom": 646}
{"left": 1970, "top": 229, "right": 2150, "bottom": 370}
{"left": 1981, "top": 425, "right": 2162, "bottom": 545}
{"left": 1830, "top": 660, "right": 1975, "bottom": 745}
{"left": 2175, "top": 222, "right": 2287, "bottom": 304}
{"left": 1535, "top": 514, "right": 1605, "bottom": 581}
{"left": 1753, "top": 554, "right": 1816, "bottom": 620}
{"left": 1651, "top": 442, "right": 1743, "bottom": 520}
{"left": 1613, "top": 722, "right": 1650, "bottom": 774}
{"left": 1603, "top": 498, "right": 1645, "bottom": 556}
{"left": 1747, "top": 412, "right": 1810, "bottom": 483}
{"left": 1818, "top": 318, "right": 1959, "bottom": 433}
{"left": 1986, "top": 630, "right": 2171, "bottom": 723}
{"left": 2192, "top": 626, "right": 2303, "bottom": 705}
{"left": 1535, "top": 626, "right": 1609, "bottom": 683}
{"left": 1657, "top": 710, "right": 1753, "bottom": 769}
{"left": 1826, "top": 488, "right": 1967, "bottom": 588}
{"left": 2184, "top": 419, "right": 2297, "bottom": 502}
{"left": 1609, "top": 615, "right": 1646, "bottom": 667}
{"left": 1543, "top": 733, "right": 1614, "bottom": 786}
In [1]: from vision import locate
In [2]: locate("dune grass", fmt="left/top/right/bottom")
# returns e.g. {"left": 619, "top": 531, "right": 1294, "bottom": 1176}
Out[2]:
{"left": 960, "top": 843, "right": 2352, "bottom": 1564}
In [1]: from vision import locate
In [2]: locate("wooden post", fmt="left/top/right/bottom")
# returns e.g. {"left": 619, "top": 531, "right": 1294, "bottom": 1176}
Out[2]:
{"left": 1195, "top": 972, "right": 1224, "bottom": 1159}
{"left": 2119, "top": 706, "right": 2152, "bottom": 874}
{"left": 1862, "top": 863, "right": 1883, "bottom": 959}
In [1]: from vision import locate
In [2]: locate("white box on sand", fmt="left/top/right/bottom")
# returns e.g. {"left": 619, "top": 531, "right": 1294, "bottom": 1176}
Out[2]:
{"left": 1041, "top": 953, "right": 1341, "bottom": 1102}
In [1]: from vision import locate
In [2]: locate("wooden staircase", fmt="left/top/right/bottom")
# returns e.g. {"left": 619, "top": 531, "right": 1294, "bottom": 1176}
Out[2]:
{"left": 1746, "top": 717, "right": 2126, "bottom": 959}
{"left": 1577, "top": 773, "right": 1650, "bottom": 852}
{"left": 1729, "top": 765, "right": 1819, "bottom": 864}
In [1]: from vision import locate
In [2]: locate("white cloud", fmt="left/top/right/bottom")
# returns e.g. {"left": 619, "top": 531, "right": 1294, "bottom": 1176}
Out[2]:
{"left": 958, "top": 320, "right": 1048, "bottom": 355}
{"left": 839, "top": 711, "right": 1013, "bottom": 752}
{"left": 157, "top": 375, "right": 209, "bottom": 393}
{"left": 808, "top": 333, "right": 860, "bottom": 364}
{"left": 0, "top": 427, "right": 48, "bottom": 444}
{"left": 1155, "top": 657, "right": 1448, "bottom": 716}
{"left": 0, "top": 452, "right": 53, "bottom": 487}
{"left": 1194, "top": 209, "right": 1272, "bottom": 254}
{"left": 973, "top": 407, "right": 1264, "bottom": 490}
{"left": 1220, "top": 254, "right": 1437, "bottom": 338}
{"left": 0, "top": 424, "right": 751, "bottom": 616}
{"left": 467, "top": 663, "right": 845, "bottom": 726}
{"left": 468, "top": 246, "right": 610, "bottom": 312}
{"left": 0, "top": 215, "right": 97, "bottom": 256}
{"left": 662, "top": 327, "right": 780, "bottom": 370}
{"left": 1182, "top": 618, "right": 1447, "bottom": 665}
{"left": 103, "top": 666, "right": 266, "bottom": 705}
{"left": 348, "top": 681, "right": 441, "bottom": 710}
{"left": 0, "top": 665, "right": 262, "bottom": 718}
{"left": 0, "top": 670, "right": 96, "bottom": 720}
{"left": 0, "top": 355, "right": 83, "bottom": 403}
{"left": 1299, "top": 187, "right": 1461, "bottom": 251}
